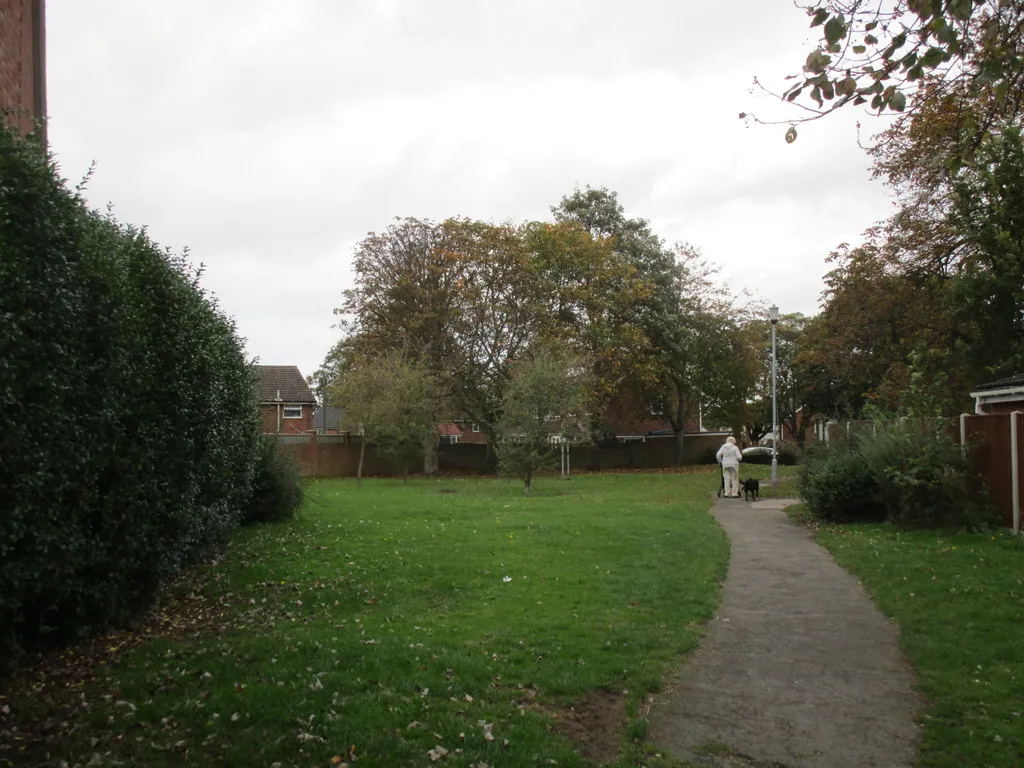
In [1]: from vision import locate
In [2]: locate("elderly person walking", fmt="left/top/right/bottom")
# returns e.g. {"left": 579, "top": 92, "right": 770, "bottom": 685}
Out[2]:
{"left": 716, "top": 436, "right": 743, "bottom": 498}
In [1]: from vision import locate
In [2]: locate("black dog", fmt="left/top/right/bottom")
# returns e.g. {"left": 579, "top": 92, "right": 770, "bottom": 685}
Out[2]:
{"left": 740, "top": 478, "right": 760, "bottom": 501}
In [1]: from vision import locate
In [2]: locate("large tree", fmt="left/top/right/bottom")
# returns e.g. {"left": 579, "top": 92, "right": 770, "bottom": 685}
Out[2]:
{"left": 326, "top": 191, "right": 762, "bottom": 466}
{"left": 793, "top": 243, "right": 969, "bottom": 416}
{"left": 646, "top": 247, "right": 761, "bottom": 463}
{"left": 524, "top": 218, "right": 648, "bottom": 429}
{"left": 947, "top": 125, "right": 1024, "bottom": 377}
{"left": 329, "top": 214, "right": 631, "bottom": 447}
{"left": 334, "top": 217, "right": 540, "bottom": 443}
{"left": 338, "top": 217, "right": 463, "bottom": 360}
{"left": 753, "top": 1, "right": 1024, "bottom": 416}
{"left": 549, "top": 187, "right": 682, "bottom": 435}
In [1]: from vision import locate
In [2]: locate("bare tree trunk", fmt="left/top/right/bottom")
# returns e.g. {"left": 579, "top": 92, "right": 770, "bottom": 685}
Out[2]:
{"left": 423, "top": 437, "right": 439, "bottom": 475}
{"left": 524, "top": 471, "right": 533, "bottom": 496}
{"left": 357, "top": 440, "right": 365, "bottom": 487}
{"left": 673, "top": 428, "right": 685, "bottom": 466}
{"left": 672, "top": 391, "right": 686, "bottom": 466}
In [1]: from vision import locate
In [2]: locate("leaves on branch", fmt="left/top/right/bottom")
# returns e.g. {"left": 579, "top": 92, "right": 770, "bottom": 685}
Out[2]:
{"left": 750, "top": 0, "right": 1024, "bottom": 163}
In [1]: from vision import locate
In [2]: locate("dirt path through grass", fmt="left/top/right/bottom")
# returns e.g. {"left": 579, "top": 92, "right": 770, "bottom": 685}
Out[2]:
{"left": 646, "top": 497, "right": 922, "bottom": 768}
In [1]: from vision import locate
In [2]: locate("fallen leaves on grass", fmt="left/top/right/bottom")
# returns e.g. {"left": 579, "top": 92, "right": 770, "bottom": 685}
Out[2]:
{"left": 0, "top": 565, "right": 240, "bottom": 767}
{"left": 427, "top": 744, "right": 449, "bottom": 761}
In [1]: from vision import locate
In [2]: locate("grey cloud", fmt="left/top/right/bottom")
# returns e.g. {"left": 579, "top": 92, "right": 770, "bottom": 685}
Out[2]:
{"left": 45, "top": 0, "right": 893, "bottom": 379}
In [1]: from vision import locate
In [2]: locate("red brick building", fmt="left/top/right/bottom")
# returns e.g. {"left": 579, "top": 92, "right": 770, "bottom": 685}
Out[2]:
{"left": 256, "top": 365, "right": 318, "bottom": 434}
{"left": 438, "top": 420, "right": 489, "bottom": 444}
{"left": 0, "top": 0, "right": 46, "bottom": 139}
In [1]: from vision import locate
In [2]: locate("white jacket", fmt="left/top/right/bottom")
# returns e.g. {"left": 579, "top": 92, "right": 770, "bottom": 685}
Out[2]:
{"left": 716, "top": 443, "right": 743, "bottom": 468}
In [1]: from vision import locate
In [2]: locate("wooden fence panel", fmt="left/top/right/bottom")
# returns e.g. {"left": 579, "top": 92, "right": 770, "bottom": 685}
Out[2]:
{"left": 278, "top": 433, "right": 728, "bottom": 478}
{"left": 1015, "top": 412, "right": 1023, "bottom": 532}
{"left": 963, "top": 414, "right": 1016, "bottom": 529}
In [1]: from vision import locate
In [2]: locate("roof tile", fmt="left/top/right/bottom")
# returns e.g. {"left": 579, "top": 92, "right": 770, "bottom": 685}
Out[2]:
{"left": 255, "top": 365, "right": 317, "bottom": 404}
{"left": 973, "top": 373, "right": 1024, "bottom": 392}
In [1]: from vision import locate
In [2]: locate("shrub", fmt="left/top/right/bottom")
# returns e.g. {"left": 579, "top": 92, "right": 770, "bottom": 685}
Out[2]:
{"left": 799, "top": 443, "right": 886, "bottom": 523}
{"left": 777, "top": 440, "right": 801, "bottom": 465}
{"left": 0, "top": 124, "right": 261, "bottom": 671}
{"left": 857, "top": 420, "right": 996, "bottom": 530}
{"left": 244, "top": 437, "right": 304, "bottom": 524}
{"left": 799, "top": 421, "right": 997, "bottom": 529}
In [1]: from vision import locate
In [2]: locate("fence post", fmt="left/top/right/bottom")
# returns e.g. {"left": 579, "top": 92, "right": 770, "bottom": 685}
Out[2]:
{"left": 1012, "top": 412, "right": 1021, "bottom": 534}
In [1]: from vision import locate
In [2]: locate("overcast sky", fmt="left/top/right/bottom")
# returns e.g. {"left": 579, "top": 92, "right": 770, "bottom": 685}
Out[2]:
{"left": 46, "top": 1, "right": 897, "bottom": 381}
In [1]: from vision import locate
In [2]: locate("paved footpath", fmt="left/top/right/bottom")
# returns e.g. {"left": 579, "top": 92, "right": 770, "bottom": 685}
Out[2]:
{"left": 646, "top": 497, "right": 923, "bottom": 768}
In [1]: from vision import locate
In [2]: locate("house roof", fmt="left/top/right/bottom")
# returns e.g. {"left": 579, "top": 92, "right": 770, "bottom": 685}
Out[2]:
{"left": 254, "top": 365, "right": 317, "bottom": 404}
{"left": 313, "top": 406, "right": 345, "bottom": 431}
{"left": 972, "top": 373, "right": 1024, "bottom": 393}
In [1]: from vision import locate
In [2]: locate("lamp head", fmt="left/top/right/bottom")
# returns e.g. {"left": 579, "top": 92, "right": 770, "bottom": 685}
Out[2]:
{"left": 768, "top": 305, "right": 779, "bottom": 324}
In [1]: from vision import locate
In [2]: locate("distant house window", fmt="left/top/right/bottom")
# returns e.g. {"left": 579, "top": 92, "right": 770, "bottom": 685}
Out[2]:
{"left": 472, "top": 423, "right": 481, "bottom": 433}
{"left": 283, "top": 405, "right": 303, "bottom": 419}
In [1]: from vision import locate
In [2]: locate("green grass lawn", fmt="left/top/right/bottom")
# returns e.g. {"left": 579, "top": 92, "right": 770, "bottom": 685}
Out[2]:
{"left": 4, "top": 471, "right": 729, "bottom": 768}
{"left": 801, "top": 515, "right": 1024, "bottom": 767}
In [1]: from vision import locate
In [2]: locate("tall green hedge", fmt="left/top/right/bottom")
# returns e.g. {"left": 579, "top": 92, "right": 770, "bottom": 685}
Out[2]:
{"left": 0, "top": 124, "right": 261, "bottom": 670}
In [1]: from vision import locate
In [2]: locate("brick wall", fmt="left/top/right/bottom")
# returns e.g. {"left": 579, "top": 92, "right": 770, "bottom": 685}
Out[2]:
{"left": 0, "top": 0, "right": 45, "bottom": 138}
{"left": 258, "top": 404, "right": 314, "bottom": 434}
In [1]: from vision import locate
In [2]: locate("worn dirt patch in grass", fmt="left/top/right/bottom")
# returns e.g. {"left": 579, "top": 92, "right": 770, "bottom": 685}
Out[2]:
{"left": 552, "top": 690, "right": 628, "bottom": 765}
{"left": 515, "top": 685, "right": 627, "bottom": 764}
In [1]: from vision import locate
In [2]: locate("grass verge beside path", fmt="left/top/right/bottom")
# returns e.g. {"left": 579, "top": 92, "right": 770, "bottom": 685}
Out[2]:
{"left": 2, "top": 471, "right": 728, "bottom": 768}
{"left": 728, "top": 463, "right": 799, "bottom": 500}
{"left": 794, "top": 510, "right": 1024, "bottom": 768}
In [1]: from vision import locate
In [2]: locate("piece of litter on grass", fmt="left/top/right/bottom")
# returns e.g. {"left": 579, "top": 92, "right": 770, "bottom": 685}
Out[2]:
{"left": 502, "top": 576, "right": 512, "bottom": 583}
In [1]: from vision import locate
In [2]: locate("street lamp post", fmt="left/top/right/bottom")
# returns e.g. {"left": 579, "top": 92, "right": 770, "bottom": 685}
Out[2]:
{"left": 769, "top": 304, "right": 779, "bottom": 492}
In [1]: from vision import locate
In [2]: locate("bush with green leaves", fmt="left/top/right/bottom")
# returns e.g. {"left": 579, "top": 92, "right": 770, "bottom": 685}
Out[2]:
{"left": 0, "top": 124, "right": 261, "bottom": 670}
{"left": 857, "top": 419, "right": 995, "bottom": 529}
{"left": 799, "top": 442, "right": 887, "bottom": 523}
{"left": 244, "top": 437, "right": 305, "bottom": 524}
{"left": 800, "top": 420, "right": 996, "bottom": 529}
